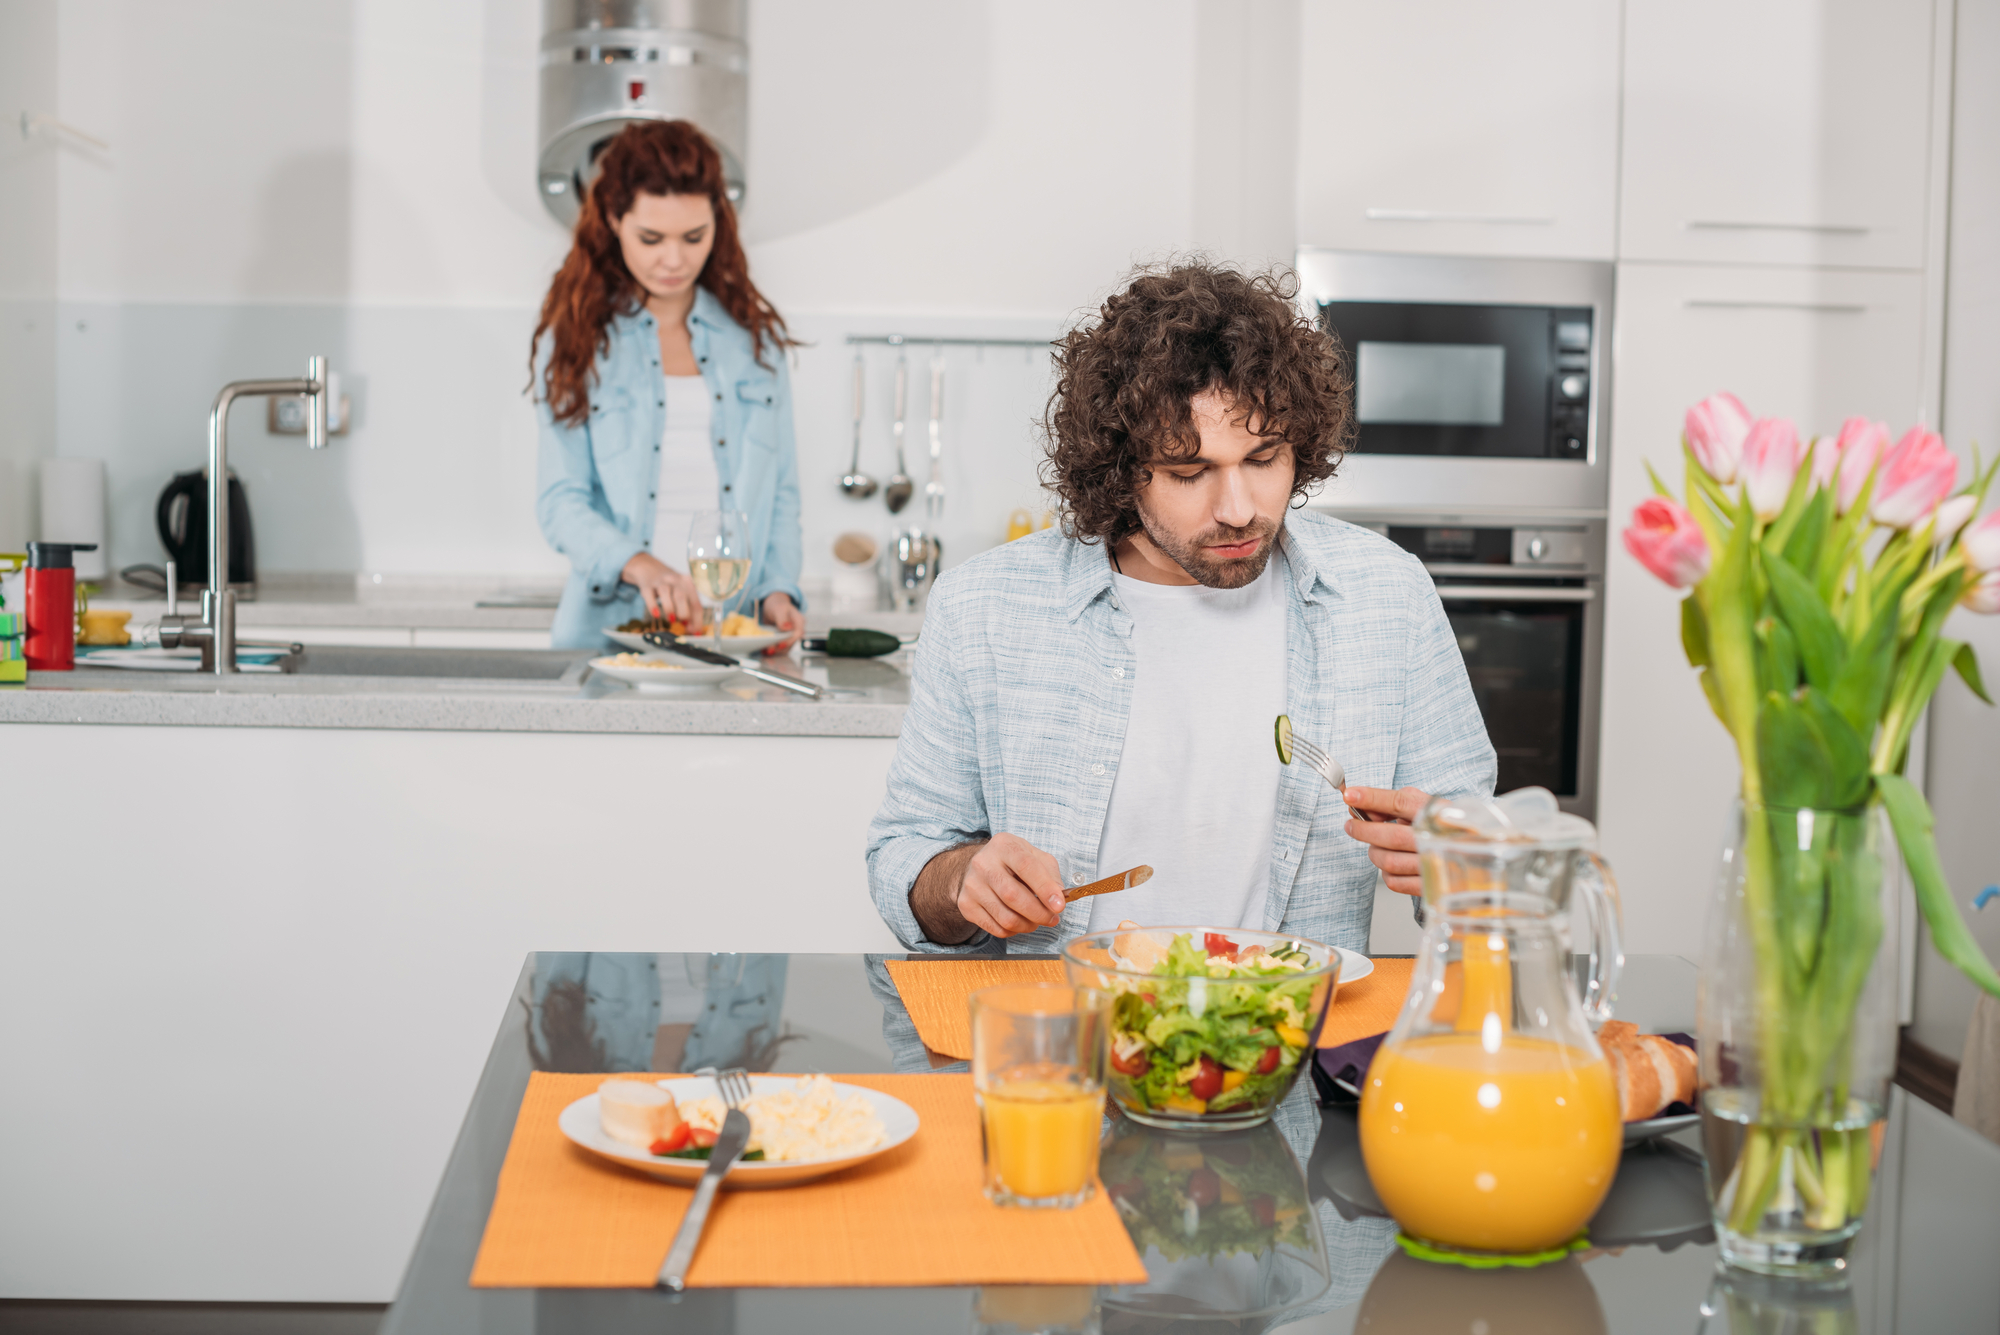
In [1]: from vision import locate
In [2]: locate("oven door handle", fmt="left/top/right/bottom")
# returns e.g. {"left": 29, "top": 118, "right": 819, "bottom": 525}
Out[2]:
{"left": 1433, "top": 584, "right": 1596, "bottom": 602}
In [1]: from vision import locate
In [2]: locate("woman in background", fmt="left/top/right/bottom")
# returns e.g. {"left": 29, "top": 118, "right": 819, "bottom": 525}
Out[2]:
{"left": 532, "top": 120, "right": 804, "bottom": 650}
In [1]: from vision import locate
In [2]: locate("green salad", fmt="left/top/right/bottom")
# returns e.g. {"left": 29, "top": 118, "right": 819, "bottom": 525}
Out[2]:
{"left": 1106, "top": 931, "right": 1323, "bottom": 1117}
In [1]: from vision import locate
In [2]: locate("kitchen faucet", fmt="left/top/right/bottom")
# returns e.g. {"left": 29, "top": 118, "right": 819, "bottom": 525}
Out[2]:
{"left": 159, "top": 356, "right": 333, "bottom": 674}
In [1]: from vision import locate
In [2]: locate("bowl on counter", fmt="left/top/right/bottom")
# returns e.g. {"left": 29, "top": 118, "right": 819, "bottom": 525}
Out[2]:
{"left": 1062, "top": 926, "right": 1340, "bottom": 1131}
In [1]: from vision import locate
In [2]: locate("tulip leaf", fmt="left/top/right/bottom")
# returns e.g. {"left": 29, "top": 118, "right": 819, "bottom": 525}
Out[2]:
{"left": 1757, "top": 690, "right": 1832, "bottom": 809}
{"left": 1757, "top": 615, "right": 1801, "bottom": 695}
{"left": 1828, "top": 597, "right": 1899, "bottom": 737}
{"left": 1877, "top": 773, "right": 2000, "bottom": 1000}
{"left": 1782, "top": 488, "right": 1831, "bottom": 573}
{"left": 1797, "top": 688, "right": 1872, "bottom": 809}
{"left": 1764, "top": 553, "right": 1847, "bottom": 694}
{"left": 1952, "top": 640, "right": 1992, "bottom": 705}
{"left": 1645, "top": 459, "right": 1675, "bottom": 500}
{"left": 1681, "top": 595, "right": 1711, "bottom": 668}
{"left": 1698, "top": 666, "right": 1729, "bottom": 726}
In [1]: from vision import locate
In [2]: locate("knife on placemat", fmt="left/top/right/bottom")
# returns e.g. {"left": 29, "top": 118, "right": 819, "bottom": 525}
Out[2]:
{"left": 641, "top": 632, "right": 827, "bottom": 699}
{"left": 1064, "top": 864, "right": 1153, "bottom": 904}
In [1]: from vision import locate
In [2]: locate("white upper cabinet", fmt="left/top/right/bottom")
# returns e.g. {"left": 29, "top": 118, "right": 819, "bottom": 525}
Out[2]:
{"left": 1620, "top": 0, "right": 1940, "bottom": 269}
{"left": 1296, "top": 0, "right": 1621, "bottom": 260}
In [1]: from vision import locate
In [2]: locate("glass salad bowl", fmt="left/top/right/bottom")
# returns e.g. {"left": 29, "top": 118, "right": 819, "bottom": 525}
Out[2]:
{"left": 1062, "top": 926, "right": 1340, "bottom": 1131}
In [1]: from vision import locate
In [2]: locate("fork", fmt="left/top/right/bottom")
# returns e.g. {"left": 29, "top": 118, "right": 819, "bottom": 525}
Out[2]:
{"left": 1286, "top": 731, "right": 1392, "bottom": 823}
{"left": 657, "top": 1066, "right": 754, "bottom": 1291}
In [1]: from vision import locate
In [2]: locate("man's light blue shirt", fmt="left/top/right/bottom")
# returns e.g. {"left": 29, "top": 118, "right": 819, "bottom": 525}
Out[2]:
{"left": 865, "top": 510, "right": 1498, "bottom": 955}
{"left": 535, "top": 287, "right": 804, "bottom": 649}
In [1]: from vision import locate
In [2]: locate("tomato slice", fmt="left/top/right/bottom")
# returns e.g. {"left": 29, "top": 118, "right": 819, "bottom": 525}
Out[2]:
{"left": 1111, "top": 1044, "right": 1151, "bottom": 1077}
{"left": 1186, "top": 1166, "right": 1222, "bottom": 1208}
{"left": 1248, "top": 1193, "right": 1277, "bottom": 1228}
{"left": 648, "top": 1121, "right": 693, "bottom": 1155}
{"left": 1188, "top": 1054, "right": 1224, "bottom": 1101}
{"left": 1256, "top": 1044, "right": 1282, "bottom": 1075}
{"left": 1203, "top": 932, "right": 1240, "bottom": 959}
{"left": 689, "top": 1126, "right": 719, "bottom": 1149}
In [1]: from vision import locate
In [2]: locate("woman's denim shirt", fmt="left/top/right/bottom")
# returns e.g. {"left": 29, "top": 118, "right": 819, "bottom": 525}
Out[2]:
{"left": 536, "top": 287, "right": 803, "bottom": 649}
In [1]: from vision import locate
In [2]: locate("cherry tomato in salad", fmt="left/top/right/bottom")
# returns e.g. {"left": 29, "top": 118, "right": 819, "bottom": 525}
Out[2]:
{"left": 1256, "top": 1043, "right": 1283, "bottom": 1075}
{"left": 1203, "top": 932, "right": 1240, "bottom": 959}
{"left": 689, "top": 1126, "right": 719, "bottom": 1149}
{"left": 1141, "top": 993, "right": 1158, "bottom": 1006}
{"left": 1111, "top": 1045, "right": 1151, "bottom": 1077}
{"left": 648, "top": 1122, "right": 693, "bottom": 1155}
{"left": 1248, "top": 1193, "right": 1277, "bottom": 1228}
{"left": 1186, "top": 1166, "right": 1222, "bottom": 1208}
{"left": 1188, "top": 1054, "right": 1224, "bottom": 1101}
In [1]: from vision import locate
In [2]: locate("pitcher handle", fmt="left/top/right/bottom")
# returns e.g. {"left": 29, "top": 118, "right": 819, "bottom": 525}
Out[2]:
{"left": 1575, "top": 851, "right": 1625, "bottom": 1026}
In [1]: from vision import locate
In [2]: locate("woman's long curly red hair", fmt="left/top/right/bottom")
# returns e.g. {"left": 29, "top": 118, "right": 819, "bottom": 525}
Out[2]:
{"left": 531, "top": 120, "right": 793, "bottom": 426}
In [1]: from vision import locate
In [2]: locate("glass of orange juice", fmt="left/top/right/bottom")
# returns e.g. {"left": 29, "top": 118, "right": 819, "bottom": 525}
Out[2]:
{"left": 970, "top": 982, "right": 1111, "bottom": 1209}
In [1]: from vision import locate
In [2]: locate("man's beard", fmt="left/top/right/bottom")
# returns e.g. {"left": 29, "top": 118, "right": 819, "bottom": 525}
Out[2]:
{"left": 1133, "top": 508, "right": 1281, "bottom": 589}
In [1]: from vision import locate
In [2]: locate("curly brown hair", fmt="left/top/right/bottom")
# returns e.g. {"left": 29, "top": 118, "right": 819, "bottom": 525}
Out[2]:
{"left": 1041, "top": 262, "right": 1353, "bottom": 545}
{"left": 530, "top": 120, "right": 795, "bottom": 427}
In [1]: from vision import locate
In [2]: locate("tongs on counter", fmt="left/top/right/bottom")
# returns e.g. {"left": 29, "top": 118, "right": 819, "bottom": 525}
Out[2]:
{"left": 641, "top": 632, "right": 827, "bottom": 699}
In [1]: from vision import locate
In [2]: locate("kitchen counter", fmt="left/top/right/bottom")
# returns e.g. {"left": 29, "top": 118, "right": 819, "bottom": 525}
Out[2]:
{"left": 0, "top": 648, "right": 911, "bottom": 737}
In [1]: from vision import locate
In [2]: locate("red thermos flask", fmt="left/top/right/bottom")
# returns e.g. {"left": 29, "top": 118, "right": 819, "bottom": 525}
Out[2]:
{"left": 24, "top": 541, "right": 97, "bottom": 671}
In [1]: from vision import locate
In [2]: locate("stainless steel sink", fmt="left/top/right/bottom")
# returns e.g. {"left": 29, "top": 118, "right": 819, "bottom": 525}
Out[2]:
{"left": 287, "top": 646, "right": 593, "bottom": 683}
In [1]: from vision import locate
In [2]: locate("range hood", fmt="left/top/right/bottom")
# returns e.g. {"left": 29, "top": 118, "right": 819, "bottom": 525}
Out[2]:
{"left": 537, "top": 0, "right": 747, "bottom": 226}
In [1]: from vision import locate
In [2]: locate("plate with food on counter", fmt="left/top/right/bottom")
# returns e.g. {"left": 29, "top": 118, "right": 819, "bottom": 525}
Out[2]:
{"left": 560, "top": 1073, "right": 920, "bottom": 1187}
{"left": 607, "top": 612, "right": 787, "bottom": 657}
{"left": 588, "top": 653, "right": 741, "bottom": 690}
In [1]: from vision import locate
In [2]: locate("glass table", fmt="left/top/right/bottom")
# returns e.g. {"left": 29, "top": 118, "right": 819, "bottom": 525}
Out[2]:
{"left": 382, "top": 952, "right": 2000, "bottom": 1333}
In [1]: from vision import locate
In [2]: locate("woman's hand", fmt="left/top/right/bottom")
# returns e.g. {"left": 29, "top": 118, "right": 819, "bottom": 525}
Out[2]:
{"left": 620, "top": 552, "right": 703, "bottom": 626}
{"left": 759, "top": 592, "right": 805, "bottom": 654}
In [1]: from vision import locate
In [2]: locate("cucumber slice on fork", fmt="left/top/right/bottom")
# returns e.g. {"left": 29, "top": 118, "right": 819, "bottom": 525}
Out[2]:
{"left": 1274, "top": 714, "right": 1293, "bottom": 766}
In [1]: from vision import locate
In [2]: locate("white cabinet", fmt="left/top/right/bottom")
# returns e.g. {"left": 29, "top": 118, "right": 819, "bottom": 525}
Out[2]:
{"left": 1597, "top": 261, "right": 1930, "bottom": 961}
{"left": 1296, "top": 0, "right": 1621, "bottom": 260}
{"left": 1620, "top": 0, "right": 1942, "bottom": 269}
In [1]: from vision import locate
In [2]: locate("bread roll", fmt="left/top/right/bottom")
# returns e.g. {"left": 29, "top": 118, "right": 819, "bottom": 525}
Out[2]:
{"left": 1600, "top": 1021, "right": 1697, "bottom": 1121}
{"left": 599, "top": 1079, "right": 682, "bottom": 1148}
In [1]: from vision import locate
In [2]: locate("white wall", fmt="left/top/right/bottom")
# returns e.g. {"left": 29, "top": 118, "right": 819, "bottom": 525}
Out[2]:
{"left": 1912, "top": 0, "right": 2000, "bottom": 1059}
{"left": 34, "top": 0, "right": 1299, "bottom": 583}
{"left": 0, "top": 0, "right": 59, "bottom": 551}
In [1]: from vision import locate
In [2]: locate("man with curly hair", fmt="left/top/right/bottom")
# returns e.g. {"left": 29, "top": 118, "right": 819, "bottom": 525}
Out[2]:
{"left": 867, "top": 263, "right": 1496, "bottom": 954}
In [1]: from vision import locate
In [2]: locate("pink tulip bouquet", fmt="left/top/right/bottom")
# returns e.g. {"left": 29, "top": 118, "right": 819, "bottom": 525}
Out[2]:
{"left": 1623, "top": 392, "right": 2000, "bottom": 1258}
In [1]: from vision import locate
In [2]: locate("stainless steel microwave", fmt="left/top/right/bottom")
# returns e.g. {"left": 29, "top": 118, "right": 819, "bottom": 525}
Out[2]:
{"left": 1294, "top": 251, "right": 1614, "bottom": 516}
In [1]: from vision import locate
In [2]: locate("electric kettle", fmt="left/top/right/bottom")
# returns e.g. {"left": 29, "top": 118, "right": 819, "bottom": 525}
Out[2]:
{"left": 156, "top": 469, "right": 254, "bottom": 589}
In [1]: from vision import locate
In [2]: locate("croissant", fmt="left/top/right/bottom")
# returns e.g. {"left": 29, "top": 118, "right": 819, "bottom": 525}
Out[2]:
{"left": 1599, "top": 1020, "right": 1697, "bottom": 1121}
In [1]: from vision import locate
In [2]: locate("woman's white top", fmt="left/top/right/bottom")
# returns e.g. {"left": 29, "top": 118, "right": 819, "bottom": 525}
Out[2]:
{"left": 651, "top": 374, "right": 718, "bottom": 569}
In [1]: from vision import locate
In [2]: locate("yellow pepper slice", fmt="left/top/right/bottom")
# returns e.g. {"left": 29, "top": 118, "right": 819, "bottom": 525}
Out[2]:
{"left": 1275, "top": 1024, "right": 1310, "bottom": 1048}
{"left": 1162, "top": 1095, "right": 1208, "bottom": 1115}
{"left": 1222, "top": 1070, "right": 1249, "bottom": 1092}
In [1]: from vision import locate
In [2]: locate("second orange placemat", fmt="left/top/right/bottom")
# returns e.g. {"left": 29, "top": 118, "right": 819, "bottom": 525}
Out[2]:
{"left": 470, "top": 1071, "right": 1147, "bottom": 1289}
{"left": 884, "top": 955, "right": 1416, "bottom": 1061}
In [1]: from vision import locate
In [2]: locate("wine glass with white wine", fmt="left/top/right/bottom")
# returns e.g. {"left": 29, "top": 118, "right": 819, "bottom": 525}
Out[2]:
{"left": 686, "top": 510, "right": 752, "bottom": 651}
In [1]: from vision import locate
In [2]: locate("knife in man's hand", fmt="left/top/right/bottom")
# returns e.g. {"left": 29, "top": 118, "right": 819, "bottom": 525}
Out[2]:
{"left": 1064, "top": 864, "right": 1154, "bottom": 904}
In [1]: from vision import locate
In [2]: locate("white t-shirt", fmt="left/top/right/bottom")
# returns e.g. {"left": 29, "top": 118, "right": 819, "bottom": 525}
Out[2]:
{"left": 651, "top": 375, "right": 718, "bottom": 568}
{"left": 1086, "top": 552, "right": 1290, "bottom": 933}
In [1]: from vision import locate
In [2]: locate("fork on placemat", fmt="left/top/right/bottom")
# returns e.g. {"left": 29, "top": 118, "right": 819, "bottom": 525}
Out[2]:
{"left": 657, "top": 1066, "right": 754, "bottom": 1291}
{"left": 1286, "top": 731, "right": 1391, "bottom": 823}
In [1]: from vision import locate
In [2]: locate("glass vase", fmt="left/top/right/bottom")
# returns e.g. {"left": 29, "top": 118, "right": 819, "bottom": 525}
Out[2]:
{"left": 1698, "top": 799, "right": 1898, "bottom": 1274}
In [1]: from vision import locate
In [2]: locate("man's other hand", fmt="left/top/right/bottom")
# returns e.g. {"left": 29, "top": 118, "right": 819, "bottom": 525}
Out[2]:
{"left": 1342, "top": 786, "right": 1430, "bottom": 896}
{"left": 956, "top": 834, "right": 1067, "bottom": 938}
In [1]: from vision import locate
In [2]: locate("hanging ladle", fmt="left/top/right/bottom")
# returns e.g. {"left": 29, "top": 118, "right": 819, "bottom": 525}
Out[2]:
{"left": 883, "top": 350, "right": 915, "bottom": 514}
{"left": 840, "top": 352, "right": 877, "bottom": 499}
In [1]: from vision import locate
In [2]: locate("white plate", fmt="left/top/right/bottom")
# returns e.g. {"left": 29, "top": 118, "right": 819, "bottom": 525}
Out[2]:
{"left": 1333, "top": 947, "right": 1374, "bottom": 987}
{"left": 606, "top": 630, "right": 786, "bottom": 657}
{"left": 557, "top": 1075, "right": 920, "bottom": 1189}
{"left": 588, "top": 655, "right": 741, "bottom": 690}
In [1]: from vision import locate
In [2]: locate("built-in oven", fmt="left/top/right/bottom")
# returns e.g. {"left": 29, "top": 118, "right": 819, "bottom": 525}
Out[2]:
{"left": 1360, "top": 519, "right": 1606, "bottom": 819}
{"left": 1294, "top": 250, "right": 1613, "bottom": 515}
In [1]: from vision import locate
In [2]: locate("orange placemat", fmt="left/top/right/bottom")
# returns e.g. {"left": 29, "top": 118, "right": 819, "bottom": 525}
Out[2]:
{"left": 884, "top": 956, "right": 1416, "bottom": 1061}
{"left": 469, "top": 1071, "right": 1147, "bottom": 1289}
{"left": 884, "top": 958, "right": 1065, "bottom": 1061}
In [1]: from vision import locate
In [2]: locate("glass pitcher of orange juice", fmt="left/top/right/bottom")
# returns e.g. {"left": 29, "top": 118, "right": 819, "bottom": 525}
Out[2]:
{"left": 1359, "top": 787, "right": 1626, "bottom": 1259}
